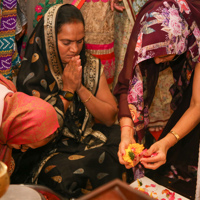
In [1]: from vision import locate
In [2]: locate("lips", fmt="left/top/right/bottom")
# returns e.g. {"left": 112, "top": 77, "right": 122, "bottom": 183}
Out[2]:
{"left": 66, "top": 55, "right": 76, "bottom": 58}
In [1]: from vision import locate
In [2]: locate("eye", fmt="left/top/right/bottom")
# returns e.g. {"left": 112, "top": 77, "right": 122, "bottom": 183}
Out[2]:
{"left": 77, "top": 39, "right": 83, "bottom": 44}
{"left": 62, "top": 41, "right": 70, "bottom": 46}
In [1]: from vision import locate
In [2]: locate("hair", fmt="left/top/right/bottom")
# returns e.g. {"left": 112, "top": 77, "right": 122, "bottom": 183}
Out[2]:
{"left": 56, "top": 4, "right": 86, "bottom": 70}
{"left": 56, "top": 4, "right": 85, "bottom": 34}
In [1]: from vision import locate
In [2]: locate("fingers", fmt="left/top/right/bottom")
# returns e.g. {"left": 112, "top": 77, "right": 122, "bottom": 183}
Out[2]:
{"left": 118, "top": 149, "right": 135, "bottom": 169}
{"left": 140, "top": 150, "right": 166, "bottom": 170}
{"left": 131, "top": 155, "right": 140, "bottom": 168}
{"left": 110, "top": 0, "right": 114, "bottom": 11}
{"left": 143, "top": 147, "right": 155, "bottom": 157}
{"left": 118, "top": 142, "right": 126, "bottom": 164}
{"left": 114, "top": 3, "right": 125, "bottom": 12}
{"left": 118, "top": 141, "right": 140, "bottom": 168}
{"left": 140, "top": 155, "right": 166, "bottom": 170}
{"left": 62, "top": 56, "right": 82, "bottom": 92}
{"left": 118, "top": 142, "right": 132, "bottom": 168}
{"left": 20, "top": 145, "right": 30, "bottom": 152}
{"left": 110, "top": 0, "right": 125, "bottom": 11}
{"left": 141, "top": 160, "right": 165, "bottom": 170}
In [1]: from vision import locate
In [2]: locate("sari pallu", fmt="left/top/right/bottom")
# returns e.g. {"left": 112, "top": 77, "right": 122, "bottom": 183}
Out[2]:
{"left": 114, "top": 0, "right": 200, "bottom": 142}
{"left": 0, "top": 74, "right": 59, "bottom": 173}
{"left": 16, "top": 4, "right": 129, "bottom": 197}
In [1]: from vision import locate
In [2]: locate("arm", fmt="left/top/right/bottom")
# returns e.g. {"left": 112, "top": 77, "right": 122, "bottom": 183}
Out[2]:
{"left": 140, "top": 62, "right": 200, "bottom": 169}
{"left": 62, "top": 56, "right": 118, "bottom": 126}
{"left": 118, "top": 117, "right": 140, "bottom": 169}
{"left": 77, "top": 71, "right": 118, "bottom": 126}
{"left": 61, "top": 56, "right": 82, "bottom": 113}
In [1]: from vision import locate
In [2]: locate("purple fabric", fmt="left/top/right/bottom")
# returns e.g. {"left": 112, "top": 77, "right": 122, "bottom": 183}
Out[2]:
{"left": 114, "top": 0, "right": 200, "bottom": 142}
{"left": 0, "top": 0, "right": 17, "bottom": 79}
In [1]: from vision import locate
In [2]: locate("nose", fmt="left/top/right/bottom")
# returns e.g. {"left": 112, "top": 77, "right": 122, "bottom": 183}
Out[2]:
{"left": 70, "top": 42, "right": 78, "bottom": 53}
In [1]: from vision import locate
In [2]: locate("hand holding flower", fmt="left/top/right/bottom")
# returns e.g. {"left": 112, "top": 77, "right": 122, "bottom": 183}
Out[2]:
{"left": 122, "top": 143, "right": 144, "bottom": 167}
{"left": 140, "top": 138, "right": 170, "bottom": 170}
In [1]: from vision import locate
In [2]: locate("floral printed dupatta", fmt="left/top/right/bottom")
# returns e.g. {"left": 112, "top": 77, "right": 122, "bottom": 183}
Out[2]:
{"left": 114, "top": 0, "right": 200, "bottom": 142}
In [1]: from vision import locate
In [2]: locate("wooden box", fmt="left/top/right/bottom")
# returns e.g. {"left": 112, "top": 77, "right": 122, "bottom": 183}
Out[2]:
{"left": 78, "top": 179, "right": 153, "bottom": 200}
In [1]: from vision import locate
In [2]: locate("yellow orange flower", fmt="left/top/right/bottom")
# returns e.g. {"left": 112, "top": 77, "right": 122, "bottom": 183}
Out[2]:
{"left": 123, "top": 143, "right": 144, "bottom": 167}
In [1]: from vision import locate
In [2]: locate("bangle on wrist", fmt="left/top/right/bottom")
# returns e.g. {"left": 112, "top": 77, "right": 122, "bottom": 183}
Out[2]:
{"left": 169, "top": 130, "right": 180, "bottom": 143}
{"left": 82, "top": 92, "right": 92, "bottom": 103}
{"left": 120, "top": 125, "right": 135, "bottom": 131}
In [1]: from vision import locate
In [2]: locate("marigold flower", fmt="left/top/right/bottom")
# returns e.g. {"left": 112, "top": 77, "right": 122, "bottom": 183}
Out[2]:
{"left": 123, "top": 143, "right": 144, "bottom": 167}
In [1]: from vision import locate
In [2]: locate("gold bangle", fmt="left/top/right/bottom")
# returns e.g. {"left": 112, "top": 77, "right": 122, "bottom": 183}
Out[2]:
{"left": 120, "top": 125, "right": 135, "bottom": 131}
{"left": 82, "top": 93, "right": 92, "bottom": 103}
{"left": 169, "top": 130, "right": 180, "bottom": 142}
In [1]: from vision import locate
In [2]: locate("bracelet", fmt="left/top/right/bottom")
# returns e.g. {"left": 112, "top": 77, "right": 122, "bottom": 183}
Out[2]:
{"left": 169, "top": 130, "right": 180, "bottom": 142}
{"left": 121, "top": 125, "right": 135, "bottom": 131}
{"left": 82, "top": 93, "right": 92, "bottom": 103}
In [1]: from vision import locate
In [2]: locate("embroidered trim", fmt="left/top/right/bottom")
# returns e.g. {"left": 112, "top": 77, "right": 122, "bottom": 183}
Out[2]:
{"left": 44, "top": 4, "right": 63, "bottom": 90}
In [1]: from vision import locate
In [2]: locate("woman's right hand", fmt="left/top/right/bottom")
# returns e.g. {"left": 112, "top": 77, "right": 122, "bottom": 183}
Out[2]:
{"left": 62, "top": 56, "right": 82, "bottom": 92}
{"left": 118, "top": 126, "right": 138, "bottom": 169}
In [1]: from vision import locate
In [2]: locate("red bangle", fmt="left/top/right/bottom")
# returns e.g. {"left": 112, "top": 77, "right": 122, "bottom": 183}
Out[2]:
{"left": 120, "top": 125, "right": 135, "bottom": 131}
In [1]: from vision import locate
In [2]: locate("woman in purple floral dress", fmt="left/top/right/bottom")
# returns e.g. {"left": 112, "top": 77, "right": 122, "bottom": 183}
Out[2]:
{"left": 114, "top": 0, "right": 200, "bottom": 182}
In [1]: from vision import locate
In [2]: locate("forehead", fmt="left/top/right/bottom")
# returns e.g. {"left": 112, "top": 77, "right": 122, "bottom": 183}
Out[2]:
{"left": 157, "top": 55, "right": 171, "bottom": 58}
{"left": 57, "top": 22, "right": 85, "bottom": 40}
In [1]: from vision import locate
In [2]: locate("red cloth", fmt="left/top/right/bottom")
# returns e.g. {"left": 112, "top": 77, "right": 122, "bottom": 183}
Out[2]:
{"left": 149, "top": 130, "right": 163, "bottom": 141}
{"left": 0, "top": 74, "right": 60, "bottom": 169}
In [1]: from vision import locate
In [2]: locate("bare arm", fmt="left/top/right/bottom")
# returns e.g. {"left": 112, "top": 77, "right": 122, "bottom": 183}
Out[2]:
{"left": 117, "top": 117, "right": 139, "bottom": 168}
{"left": 141, "top": 62, "right": 200, "bottom": 169}
{"left": 61, "top": 56, "right": 82, "bottom": 112}
{"left": 77, "top": 72, "right": 118, "bottom": 126}
{"left": 61, "top": 56, "right": 117, "bottom": 126}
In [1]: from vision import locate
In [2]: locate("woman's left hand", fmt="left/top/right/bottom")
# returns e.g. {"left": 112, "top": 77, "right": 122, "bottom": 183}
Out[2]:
{"left": 140, "top": 139, "right": 169, "bottom": 170}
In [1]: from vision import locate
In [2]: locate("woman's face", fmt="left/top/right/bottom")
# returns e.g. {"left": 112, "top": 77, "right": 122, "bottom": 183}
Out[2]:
{"left": 154, "top": 54, "right": 176, "bottom": 64}
{"left": 57, "top": 22, "right": 85, "bottom": 65}
{"left": 9, "top": 134, "right": 56, "bottom": 152}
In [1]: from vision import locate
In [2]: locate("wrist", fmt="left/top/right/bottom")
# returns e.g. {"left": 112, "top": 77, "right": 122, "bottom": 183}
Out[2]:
{"left": 121, "top": 129, "right": 135, "bottom": 144}
{"left": 62, "top": 87, "right": 74, "bottom": 93}
{"left": 76, "top": 84, "right": 84, "bottom": 95}
{"left": 161, "top": 133, "right": 177, "bottom": 150}
{"left": 59, "top": 90, "right": 74, "bottom": 101}
{"left": 121, "top": 125, "right": 135, "bottom": 131}
{"left": 121, "top": 126, "right": 134, "bottom": 137}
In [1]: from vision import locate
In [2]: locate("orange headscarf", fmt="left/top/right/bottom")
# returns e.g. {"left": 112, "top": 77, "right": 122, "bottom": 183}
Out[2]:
{"left": 0, "top": 74, "right": 60, "bottom": 169}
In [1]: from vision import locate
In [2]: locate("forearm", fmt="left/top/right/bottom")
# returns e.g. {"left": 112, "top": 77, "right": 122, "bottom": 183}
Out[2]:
{"left": 77, "top": 85, "right": 117, "bottom": 126}
{"left": 119, "top": 117, "right": 135, "bottom": 141}
{"left": 162, "top": 104, "right": 200, "bottom": 150}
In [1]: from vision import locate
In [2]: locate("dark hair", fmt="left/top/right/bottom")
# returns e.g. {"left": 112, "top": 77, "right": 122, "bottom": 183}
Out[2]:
{"left": 56, "top": 4, "right": 85, "bottom": 34}
{"left": 56, "top": 4, "right": 86, "bottom": 69}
